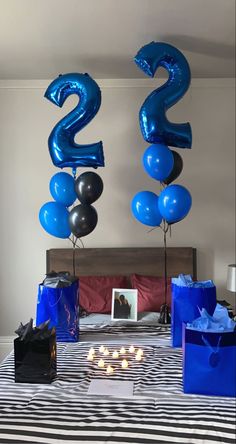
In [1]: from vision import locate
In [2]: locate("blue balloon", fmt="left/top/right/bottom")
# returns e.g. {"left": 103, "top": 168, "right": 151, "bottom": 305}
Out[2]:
{"left": 39, "top": 202, "right": 71, "bottom": 238}
{"left": 131, "top": 191, "right": 162, "bottom": 227}
{"left": 143, "top": 143, "right": 174, "bottom": 181}
{"left": 135, "top": 42, "right": 192, "bottom": 148}
{"left": 49, "top": 172, "right": 77, "bottom": 207}
{"left": 158, "top": 185, "right": 192, "bottom": 224}
{"left": 45, "top": 73, "right": 104, "bottom": 170}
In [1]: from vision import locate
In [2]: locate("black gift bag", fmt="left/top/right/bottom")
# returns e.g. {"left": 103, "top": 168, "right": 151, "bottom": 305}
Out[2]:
{"left": 14, "top": 332, "right": 57, "bottom": 384}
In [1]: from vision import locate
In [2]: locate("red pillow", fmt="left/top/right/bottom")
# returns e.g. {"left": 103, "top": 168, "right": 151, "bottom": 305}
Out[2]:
{"left": 131, "top": 274, "right": 171, "bottom": 312}
{"left": 79, "top": 276, "right": 129, "bottom": 314}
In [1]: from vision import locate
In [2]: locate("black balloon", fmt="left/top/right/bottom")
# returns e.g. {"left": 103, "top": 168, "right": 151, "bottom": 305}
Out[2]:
{"left": 163, "top": 151, "right": 183, "bottom": 185}
{"left": 69, "top": 204, "right": 98, "bottom": 238}
{"left": 75, "top": 172, "right": 103, "bottom": 204}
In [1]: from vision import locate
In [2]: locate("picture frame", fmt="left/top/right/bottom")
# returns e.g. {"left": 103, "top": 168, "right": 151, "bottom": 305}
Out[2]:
{"left": 111, "top": 288, "right": 138, "bottom": 322}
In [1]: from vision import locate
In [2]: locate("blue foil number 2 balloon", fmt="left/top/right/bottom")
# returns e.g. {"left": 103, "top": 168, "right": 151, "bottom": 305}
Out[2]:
{"left": 135, "top": 42, "right": 192, "bottom": 149}
{"left": 45, "top": 73, "right": 105, "bottom": 171}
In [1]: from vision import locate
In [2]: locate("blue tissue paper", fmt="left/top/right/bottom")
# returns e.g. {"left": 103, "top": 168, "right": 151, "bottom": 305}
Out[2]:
{"left": 172, "top": 274, "right": 214, "bottom": 288}
{"left": 187, "top": 304, "right": 236, "bottom": 332}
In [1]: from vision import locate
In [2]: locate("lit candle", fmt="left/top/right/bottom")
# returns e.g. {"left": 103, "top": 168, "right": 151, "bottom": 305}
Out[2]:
{"left": 87, "top": 353, "right": 94, "bottom": 361}
{"left": 99, "top": 345, "right": 105, "bottom": 353}
{"left": 120, "top": 347, "right": 126, "bottom": 354}
{"left": 103, "top": 348, "right": 110, "bottom": 356}
{"left": 106, "top": 365, "right": 114, "bottom": 374}
{"left": 89, "top": 347, "right": 95, "bottom": 355}
{"left": 137, "top": 348, "right": 143, "bottom": 356}
{"left": 98, "top": 359, "right": 105, "bottom": 368}
{"left": 121, "top": 359, "right": 129, "bottom": 369}
{"left": 112, "top": 350, "right": 119, "bottom": 359}
{"left": 129, "top": 345, "right": 135, "bottom": 353}
{"left": 135, "top": 354, "right": 142, "bottom": 361}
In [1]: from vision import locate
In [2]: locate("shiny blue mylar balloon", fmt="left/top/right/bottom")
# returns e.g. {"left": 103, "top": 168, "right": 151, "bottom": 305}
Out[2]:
{"left": 45, "top": 73, "right": 104, "bottom": 170}
{"left": 39, "top": 202, "right": 71, "bottom": 238}
{"left": 135, "top": 42, "right": 192, "bottom": 148}
{"left": 49, "top": 172, "right": 77, "bottom": 207}
{"left": 131, "top": 191, "right": 162, "bottom": 227}
{"left": 143, "top": 143, "right": 174, "bottom": 181}
{"left": 158, "top": 184, "right": 192, "bottom": 224}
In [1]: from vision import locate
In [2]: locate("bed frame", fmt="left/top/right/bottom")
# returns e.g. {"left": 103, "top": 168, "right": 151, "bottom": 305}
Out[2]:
{"left": 46, "top": 247, "right": 197, "bottom": 279}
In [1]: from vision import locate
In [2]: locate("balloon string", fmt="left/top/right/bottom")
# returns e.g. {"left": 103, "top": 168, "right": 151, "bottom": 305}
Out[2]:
{"left": 68, "top": 236, "right": 84, "bottom": 277}
{"left": 76, "top": 237, "right": 84, "bottom": 248}
{"left": 161, "top": 220, "right": 169, "bottom": 305}
{"left": 68, "top": 235, "right": 86, "bottom": 275}
{"left": 72, "top": 238, "right": 76, "bottom": 277}
{"left": 164, "top": 227, "right": 167, "bottom": 305}
{"left": 147, "top": 226, "right": 158, "bottom": 234}
{"left": 146, "top": 211, "right": 169, "bottom": 306}
{"left": 72, "top": 168, "right": 77, "bottom": 179}
{"left": 68, "top": 237, "right": 84, "bottom": 248}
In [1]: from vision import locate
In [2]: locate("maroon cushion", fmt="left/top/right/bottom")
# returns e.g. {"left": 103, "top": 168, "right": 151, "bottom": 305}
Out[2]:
{"left": 131, "top": 274, "right": 171, "bottom": 312}
{"left": 79, "top": 276, "right": 130, "bottom": 314}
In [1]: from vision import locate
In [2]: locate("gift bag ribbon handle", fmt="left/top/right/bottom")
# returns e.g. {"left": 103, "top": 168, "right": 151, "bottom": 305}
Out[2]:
{"left": 201, "top": 334, "right": 222, "bottom": 368}
{"left": 38, "top": 287, "right": 64, "bottom": 306}
{"left": 48, "top": 288, "right": 65, "bottom": 307}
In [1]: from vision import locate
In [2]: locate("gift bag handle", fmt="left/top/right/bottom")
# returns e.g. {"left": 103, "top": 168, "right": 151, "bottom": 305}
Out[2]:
{"left": 48, "top": 288, "right": 70, "bottom": 328}
{"left": 48, "top": 288, "right": 64, "bottom": 307}
{"left": 201, "top": 334, "right": 222, "bottom": 368}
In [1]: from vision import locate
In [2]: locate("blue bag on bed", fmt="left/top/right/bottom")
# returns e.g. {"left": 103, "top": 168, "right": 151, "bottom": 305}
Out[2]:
{"left": 36, "top": 274, "right": 79, "bottom": 342}
{"left": 171, "top": 275, "right": 216, "bottom": 347}
{"left": 183, "top": 305, "right": 236, "bottom": 397}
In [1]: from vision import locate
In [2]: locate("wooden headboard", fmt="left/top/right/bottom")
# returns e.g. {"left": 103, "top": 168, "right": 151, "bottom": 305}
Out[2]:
{"left": 46, "top": 247, "right": 197, "bottom": 279}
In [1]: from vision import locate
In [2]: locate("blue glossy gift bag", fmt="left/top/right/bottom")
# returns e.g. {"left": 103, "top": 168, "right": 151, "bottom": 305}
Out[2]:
{"left": 171, "top": 276, "right": 217, "bottom": 347}
{"left": 183, "top": 326, "right": 236, "bottom": 397}
{"left": 36, "top": 277, "right": 79, "bottom": 342}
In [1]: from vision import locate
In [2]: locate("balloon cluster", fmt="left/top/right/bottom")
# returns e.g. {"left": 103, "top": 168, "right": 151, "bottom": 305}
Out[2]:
{"left": 131, "top": 42, "right": 192, "bottom": 227}
{"left": 69, "top": 172, "right": 103, "bottom": 238}
{"left": 39, "top": 171, "right": 103, "bottom": 239}
{"left": 39, "top": 72, "right": 104, "bottom": 240}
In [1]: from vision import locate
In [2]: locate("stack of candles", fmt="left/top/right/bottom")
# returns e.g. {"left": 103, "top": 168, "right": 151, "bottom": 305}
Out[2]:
{"left": 86, "top": 345, "right": 144, "bottom": 374}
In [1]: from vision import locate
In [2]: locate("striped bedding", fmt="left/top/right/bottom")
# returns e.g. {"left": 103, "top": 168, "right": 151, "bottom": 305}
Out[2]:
{"left": 0, "top": 324, "right": 235, "bottom": 444}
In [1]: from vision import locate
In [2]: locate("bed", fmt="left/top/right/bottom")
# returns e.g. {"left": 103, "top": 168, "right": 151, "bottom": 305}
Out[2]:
{"left": 0, "top": 247, "right": 235, "bottom": 444}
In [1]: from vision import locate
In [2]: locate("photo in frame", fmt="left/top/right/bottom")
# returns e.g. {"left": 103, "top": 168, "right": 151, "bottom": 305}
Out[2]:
{"left": 111, "top": 289, "right": 138, "bottom": 322}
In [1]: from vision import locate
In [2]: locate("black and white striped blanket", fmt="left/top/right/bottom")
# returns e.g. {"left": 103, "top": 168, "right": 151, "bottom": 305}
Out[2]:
{"left": 0, "top": 324, "right": 235, "bottom": 444}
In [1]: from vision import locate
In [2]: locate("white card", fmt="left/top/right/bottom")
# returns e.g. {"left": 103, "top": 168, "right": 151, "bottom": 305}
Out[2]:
{"left": 88, "top": 379, "right": 134, "bottom": 397}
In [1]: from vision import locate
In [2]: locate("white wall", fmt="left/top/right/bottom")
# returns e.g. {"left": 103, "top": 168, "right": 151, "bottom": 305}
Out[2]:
{"left": 0, "top": 78, "right": 235, "bottom": 336}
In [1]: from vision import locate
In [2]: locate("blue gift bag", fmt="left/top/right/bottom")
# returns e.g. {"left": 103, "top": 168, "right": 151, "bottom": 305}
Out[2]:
{"left": 36, "top": 280, "right": 79, "bottom": 342}
{"left": 183, "top": 326, "right": 236, "bottom": 397}
{"left": 171, "top": 281, "right": 216, "bottom": 347}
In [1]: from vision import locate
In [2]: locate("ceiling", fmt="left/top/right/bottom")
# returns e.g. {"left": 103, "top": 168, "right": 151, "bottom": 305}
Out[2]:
{"left": 0, "top": 0, "right": 235, "bottom": 79}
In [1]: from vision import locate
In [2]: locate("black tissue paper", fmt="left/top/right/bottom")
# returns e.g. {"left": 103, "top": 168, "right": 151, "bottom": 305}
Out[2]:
{"left": 43, "top": 271, "right": 77, "bottom": 288}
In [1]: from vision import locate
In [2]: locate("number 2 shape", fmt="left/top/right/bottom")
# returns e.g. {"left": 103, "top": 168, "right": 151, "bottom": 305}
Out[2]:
{"left": 45, "top": 73, "right": 104, "bottom": 170}
{"left": 135, "top": 42, "right": 192, "bottom": 148}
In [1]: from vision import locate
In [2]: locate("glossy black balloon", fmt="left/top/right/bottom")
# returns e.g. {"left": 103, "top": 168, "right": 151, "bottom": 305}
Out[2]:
{"left": 163, "top": 150, "right": 183, "bottom": 185}
{"left": 75, "top": 172, "right": 103, "bottom": 204}
{"left": 69, "top": 204, "right": 98, "bottom": 238}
